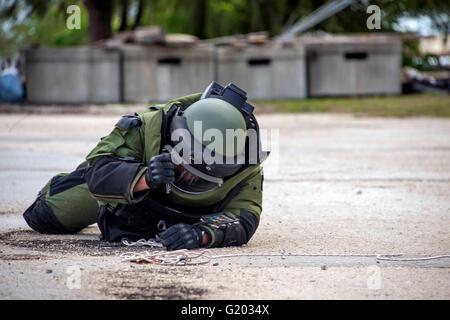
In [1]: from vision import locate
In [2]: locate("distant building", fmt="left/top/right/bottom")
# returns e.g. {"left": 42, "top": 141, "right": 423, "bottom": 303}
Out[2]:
{"left": 419, "top": 34, "right": 450, "bottom": 56}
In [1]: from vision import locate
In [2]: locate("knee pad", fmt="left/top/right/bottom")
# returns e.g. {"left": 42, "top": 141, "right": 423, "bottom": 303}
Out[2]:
{"left": 23, "top": 168, "right": 99, "bottom": 234}
{"left": 23, "top": 194, "right": 70, "bottom": 234}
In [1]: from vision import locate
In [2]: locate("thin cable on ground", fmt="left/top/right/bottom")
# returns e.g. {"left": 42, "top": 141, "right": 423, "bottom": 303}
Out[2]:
{"left": 120, "top": 249, "right": 212, "bottom": 266}
{"left": 212, "top": 253, "right": 450, "bottom": 262}
{"left": 121, "top": 238, "right": 164, "bottom": 249}
{"left": 211, "top": 253, "right": 391, "bottom": 258}
{"left": 120, "top": 238, "right": 450, "bottom": 266}
{"left": 375, "top": 254, "right": 450, "bottom": 261}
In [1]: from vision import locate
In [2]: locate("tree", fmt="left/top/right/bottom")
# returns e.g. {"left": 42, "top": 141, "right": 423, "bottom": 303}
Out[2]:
{"left": 131, "top": 0, "right": 144, "bottom": 30}
{"left": 192, "top": 0, "right": 208, "bottom": 39}
{"left": 83, "top": 0, "right": 113, "bottom": 41}
{"left": 1, "top": 0, "right": 450, "bottom": 56}
{"left": 118, "top": 0, "right": 129, "bottom": 32}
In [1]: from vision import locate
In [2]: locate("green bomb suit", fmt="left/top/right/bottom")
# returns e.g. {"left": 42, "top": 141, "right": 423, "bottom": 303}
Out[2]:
{"left": 23, "top": 93, "right": 264, "bottom": 249}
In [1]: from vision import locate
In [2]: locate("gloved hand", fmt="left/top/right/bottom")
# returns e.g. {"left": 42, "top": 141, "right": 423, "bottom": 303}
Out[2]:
{"left": 144, "top": 153, "right": 175, "bottom": 190}
{"left": 158, "top": 223, "right": 203, "bottom": 250}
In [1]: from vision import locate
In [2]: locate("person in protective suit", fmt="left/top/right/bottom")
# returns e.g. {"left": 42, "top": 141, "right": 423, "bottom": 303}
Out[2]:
{"left": 23, "top": 82, "right": 266, "bottom": 250}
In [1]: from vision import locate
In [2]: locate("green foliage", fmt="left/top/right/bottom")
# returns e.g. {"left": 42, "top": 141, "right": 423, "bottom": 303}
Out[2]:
{"left": 410, "top": 54, "right": 446, "bottom": 71}
{"left": 30, "top": 2, "right": 88, "bottom": 47}
{"left": 1, "top": 0, "right": 88, "bottom": 56}
{"left": 0, "top": 23, "right": 32, "bottom": 57}
{"left": 1, "top": 0, "right": 450, "bottom": 57}
{"left": 402, "top": 39, "right": 421, "bottom": 68}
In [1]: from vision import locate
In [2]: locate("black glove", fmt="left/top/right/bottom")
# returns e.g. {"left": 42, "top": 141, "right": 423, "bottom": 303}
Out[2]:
{"left": 145, "top": 153, "right": 175, "bottom": 190}
{"left": 158, "top": 223, "right": 203, "bottom": 250}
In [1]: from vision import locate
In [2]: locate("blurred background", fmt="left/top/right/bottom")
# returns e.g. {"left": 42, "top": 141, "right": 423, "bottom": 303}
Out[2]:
{"left": 0, "top": 0, "right": 448, "bottom": 113}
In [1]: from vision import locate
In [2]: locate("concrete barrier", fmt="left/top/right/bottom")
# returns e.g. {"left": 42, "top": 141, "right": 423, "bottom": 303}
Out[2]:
{"left": 23, "top": 35, "right": 403, "bottom": 103}
{"left": 122, "top": 44, "right": 215, "bottom": 102}
{"left": 217, "top": 44, "right": 307, "bottom": 99}
{"left": 25, "top": 47, "right": 120, "bottom": 103}
{"left": 302, "top": 35, "right": 402, "bottom": 97}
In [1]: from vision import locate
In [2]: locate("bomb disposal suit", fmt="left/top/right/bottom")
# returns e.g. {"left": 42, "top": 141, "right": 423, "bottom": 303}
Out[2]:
{"left": 23, "top": 82, "right": 267, "bottom": 250}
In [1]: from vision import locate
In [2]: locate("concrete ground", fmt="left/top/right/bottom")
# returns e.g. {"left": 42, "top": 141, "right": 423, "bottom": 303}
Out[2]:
{"left": 0, "top": 111, "right": 449, "bottom": 299}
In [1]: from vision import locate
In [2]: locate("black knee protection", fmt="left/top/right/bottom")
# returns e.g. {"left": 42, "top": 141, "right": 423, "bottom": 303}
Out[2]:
{"left": 23, "top": 194, "right": 72, "bottom": 234}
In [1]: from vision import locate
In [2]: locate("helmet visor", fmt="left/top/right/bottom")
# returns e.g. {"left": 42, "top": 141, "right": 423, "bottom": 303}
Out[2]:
{"left": 172, "top": 164, "right": 219, "bottom": 193}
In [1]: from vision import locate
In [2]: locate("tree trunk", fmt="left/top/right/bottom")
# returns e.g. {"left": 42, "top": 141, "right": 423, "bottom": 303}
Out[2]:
{"left": 83, "top": 0, "right": 113, "bottom": 42}
{"left": 131, "top": 0, "right": 144, "bottom": 30}
{"left": 192, "top": 0, "right": 208, "bottom": 39}
{"left": 119, "top": 0, "right": 129, "bottom": 32}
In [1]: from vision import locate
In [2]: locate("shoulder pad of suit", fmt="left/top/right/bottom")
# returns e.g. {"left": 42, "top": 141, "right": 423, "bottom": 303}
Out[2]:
{"left": 115, "top": 114, "right": 142, "bottom": 130}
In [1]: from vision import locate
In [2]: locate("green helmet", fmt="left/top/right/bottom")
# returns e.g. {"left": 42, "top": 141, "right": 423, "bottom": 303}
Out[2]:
{"left": 167, "top": 82, "right": 263, "bottom": 194}
{"left": 184, "top": 98, "right": 247, "bottom": 158}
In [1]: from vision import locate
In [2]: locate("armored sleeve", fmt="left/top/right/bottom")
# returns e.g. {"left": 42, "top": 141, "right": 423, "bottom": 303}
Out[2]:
{"left": 198, "top": 168, "right": 263, "bottom": 248}
{"left": 84, "top": 115, "right": 148, "bottom": 204}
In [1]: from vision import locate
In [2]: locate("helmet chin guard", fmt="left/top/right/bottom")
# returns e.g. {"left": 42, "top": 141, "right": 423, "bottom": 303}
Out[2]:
{"left": 164, "top": 144, "right": 224, "bottom": 186}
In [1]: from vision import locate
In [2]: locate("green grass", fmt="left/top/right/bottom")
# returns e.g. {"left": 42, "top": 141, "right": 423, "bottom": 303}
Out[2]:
{"left": 254, "top": 94, "right": 450, "bottom": 117}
